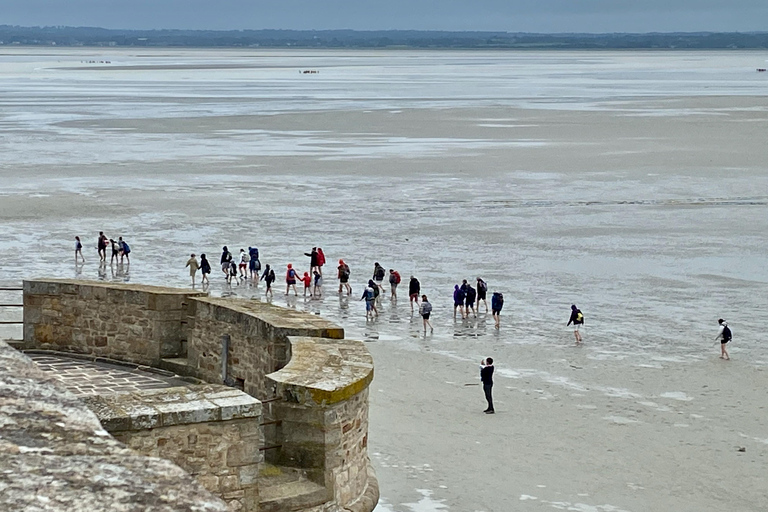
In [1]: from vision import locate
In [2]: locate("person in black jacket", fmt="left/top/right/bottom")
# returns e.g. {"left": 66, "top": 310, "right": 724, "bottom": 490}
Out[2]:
{"left": 567, "top": 304, "right": 584, "bottom": 345}
{"left": 408, "top": 276, "right": 420, "bottom": 312}
{"left": 480, "top": 358, "right": 494, "bottom": 414}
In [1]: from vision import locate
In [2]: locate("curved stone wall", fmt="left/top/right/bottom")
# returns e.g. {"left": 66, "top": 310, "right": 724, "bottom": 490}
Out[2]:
{"left": 21, "top": 279, "right": 379, "bottom": 512}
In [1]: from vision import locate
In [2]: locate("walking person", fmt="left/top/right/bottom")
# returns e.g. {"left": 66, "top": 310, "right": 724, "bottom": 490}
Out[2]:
{"left": 491, "top": 292, "right": 504, "bottom": 329}
{"left": 419, "top": 294, "right": 433, "bottom": 333}
{"left": 715, "top": 318, "right": 732, "bottom": 360}
{"left": 238, "top": 249, "right": 249, "bottom": 278}
{"left": 75, "top": 236, "right": 85, "bottom": 263}
{"left": 220, "top": 246, "right": 233, "bottom": 279}
{"left": 337, "top": 259, "right": 352, "bottom": 295}
{"left": 453, "top": 284, "right": 466, "bottom": 319}
{"left": 285, "top": 264, "right": 299, "bottom": 295}
{"left": 388, "top": 269, "right": 401, "bottom": 299}
{"left": 261, "top": 264, "right": 275, "bottom": 297}
{"left": 313, "top": 270, "right": 323, "bottom": 297}
{"left": 480, "top": 358, "right": 495, "bottom": 414}
{"left": 186, "top": 254, "right": 200, "bottom": 286}
{"left": 567, "top": 304, "right": 584, "bottom": 345}
{"left": 109, "top": 239, "right": 120, "bottom": 265}
{"left": 97, "top": 232, "right": 107, "bottom": 261}
{"left": 476, "top": 277, "right": 488, "bottom": 313}
{"left": 228, "top": 259, "right": 240, "bottom": 286}
{"left": 299, "top": 271, "right": 312, "bottom": 297}
{"left": 118, "top": 237, "right": 130, "bottom": 264}
{"left": 360, "top": 280, "right": 378, "bottom": 320}
{"left": 200, "top": 254, "right": 211, "bottom": 285}
{"left": 409, "top": 276, "right": 421, "bottom": 312}
{"left": 248, "top": 247, "right": 261, "bottom": 279}
{"left": 372, "top": 263, "right": 385, "bottom": 306}
{"left": 465, "top": 283, "right": 477, "bottom": 318}
{"left": 316, "top": 247, "right": 326, "bottom": 275}
{"left": 305, "top": 247, "right": 320, "bottom": 276}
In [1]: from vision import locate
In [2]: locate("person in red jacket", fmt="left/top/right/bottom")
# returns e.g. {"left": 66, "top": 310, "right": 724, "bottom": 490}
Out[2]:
{"left": 299, "top": 271, "right": 312, "bottom": 297}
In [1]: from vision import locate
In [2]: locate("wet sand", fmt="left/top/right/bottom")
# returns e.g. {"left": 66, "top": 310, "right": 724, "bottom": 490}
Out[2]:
{"left": 1, "top": 49, "right": 768, "bottom": 511}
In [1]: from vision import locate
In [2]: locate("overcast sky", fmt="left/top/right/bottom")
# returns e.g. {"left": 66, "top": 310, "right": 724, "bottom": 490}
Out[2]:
{"left": 4, "top": 0, "right": 768, "bottom": 33}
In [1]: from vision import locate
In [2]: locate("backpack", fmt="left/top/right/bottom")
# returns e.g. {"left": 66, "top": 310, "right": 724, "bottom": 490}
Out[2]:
{"left": 122, "top": 242, "right": 130, "bottom": 254}
{"left": 722, "top": 325, "right": 732, "bottom": 340}
{"left": 372, "top": 285, "right": 379, "bottom": 298}
{"left": 366, "top": 287, "right": 374, "bottom": 300}
{"left": 341, "top": 264, "right": 350, "bottom": 279}
{"left": 421, "top": 302, "right": 432, "bottom": 314}
{"left": 576, "top": 311, "right": 584, "bottom": 323}
{"left": 374, "top": 267, "right": 385, "bottom": 280}
{"left": 394, "top": 271, "right": 401, "bottom": 284}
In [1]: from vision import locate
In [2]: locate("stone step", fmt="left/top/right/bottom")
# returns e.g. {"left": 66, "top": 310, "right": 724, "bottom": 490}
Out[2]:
{"left": 258, "top": 465, "right": 329, "bottom": 512}
{"left": 159, "top": 357, "right": 193, "bottom": 376}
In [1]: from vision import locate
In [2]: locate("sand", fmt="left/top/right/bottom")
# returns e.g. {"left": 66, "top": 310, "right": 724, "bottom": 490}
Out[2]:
{"left": 1, "top": 48, "right": 767, "bottom": 511}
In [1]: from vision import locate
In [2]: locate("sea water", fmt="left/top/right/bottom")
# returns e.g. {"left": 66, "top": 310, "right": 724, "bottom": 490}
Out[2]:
{"left": 1, "top": 48, "right": 767, "bottom": 368}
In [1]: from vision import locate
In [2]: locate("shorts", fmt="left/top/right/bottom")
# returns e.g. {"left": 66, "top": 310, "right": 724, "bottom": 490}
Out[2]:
{"left": 340, "top": 276, "right": 349, "bottom": 284}
{"left": 287, "top": 279, "right": 296, "bottom": 285}
{"left": 573, "top": 323, "right": 582, "bottom": 331}
{"left": 410, "top": 293, "right": 419, "bottom": 300}
{"left": 421, "top": 313, "right": 430, "bottom": 320}
{"left": 239, "top": 263, "right": 246, "bottom": 269}
{"left": 721, "top": 338, "right": 730, "bottom": 345}
{"left": 374, "top": 279, "right": 383, "bottom": 287}
{"left": 465, "top": 301, "right": 474, "bottom": 308}
{"left": 492, "top": 308, "right": 501, "bottom": 315}
{"left": 365, "top": 301, "right": 374, "bottom": 311}
{"left": 477, "top": 290, "right": 487, "bottom": 301}
{"left": 222, "top": 263, "right": 229, "bottom": 272}
{"left": 454, "top": 301, "right": 464, "bottom": 307}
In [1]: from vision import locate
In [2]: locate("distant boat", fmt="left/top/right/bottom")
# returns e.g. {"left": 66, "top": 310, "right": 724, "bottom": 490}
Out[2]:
{"left": 300, "top": 70, "right": 319, "bottom": 74}
{"left": 758, "top": 68, "right": 766, "bottom": 72}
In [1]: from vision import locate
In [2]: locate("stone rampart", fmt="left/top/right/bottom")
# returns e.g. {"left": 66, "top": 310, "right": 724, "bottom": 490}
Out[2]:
{"left": 0, "top": 340, "right": 228, "bottom": 512}
{"left": 267, "top": 337, "right": 378, "bottom": 512}
{"left": 21, "top": 279, "right": 378, "bottom": 512}
{"left": 22, "top": 279, "right": 205, "bottom": 365}
{"left": 188, "top": 297, "right": 344, "bottom": 399}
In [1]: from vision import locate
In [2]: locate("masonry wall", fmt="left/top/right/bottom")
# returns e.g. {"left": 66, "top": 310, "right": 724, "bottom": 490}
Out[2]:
{"left": 188, "top": 297, "right": 344, "bottom": 399}
{"left": 22, "top": 279, "right": 205, "bottom": 365}
{"left": 0, "top": 340, "right": 229, "bottom": 512}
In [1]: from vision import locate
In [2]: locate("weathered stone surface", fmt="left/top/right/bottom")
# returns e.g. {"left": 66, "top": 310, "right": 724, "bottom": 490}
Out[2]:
{"left": 22, "top": 279, "right": 206, "bottom": 365}
{"left": 267, "top": 337, "right": 373, "bottom": 406}
{"left": 0, "top": 340, "right": 228, "bottom": 512}
{"left": 81, "top": 384, "right": 261, "bottom": 432}
{"left": 187, "top": 297, "right": 345, "bottom": 399}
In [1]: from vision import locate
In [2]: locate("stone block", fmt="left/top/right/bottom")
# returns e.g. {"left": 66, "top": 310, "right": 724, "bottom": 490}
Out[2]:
{"left": 226, "top": 442, "right": 260, "bottom": 467}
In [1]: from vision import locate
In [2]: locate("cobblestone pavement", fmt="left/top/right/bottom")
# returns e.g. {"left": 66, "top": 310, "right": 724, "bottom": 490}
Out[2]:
{"left": 27, "top": 353, "right": 191, "bottom": 396}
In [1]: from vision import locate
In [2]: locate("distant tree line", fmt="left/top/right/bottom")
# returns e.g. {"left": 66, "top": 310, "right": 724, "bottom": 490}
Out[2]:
{"left": 1, "top": 26, "right": 768, "bottom": 49}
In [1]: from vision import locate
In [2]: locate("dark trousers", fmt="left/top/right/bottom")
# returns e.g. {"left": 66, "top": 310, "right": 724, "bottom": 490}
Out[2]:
{"left": 483, "top": 383, "right": 494, "bottom": 411}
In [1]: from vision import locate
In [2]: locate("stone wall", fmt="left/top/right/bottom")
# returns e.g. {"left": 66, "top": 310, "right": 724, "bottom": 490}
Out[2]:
{"left": 83, "top": 385, "right": 262, "bottom": 512}
{"left": 22, "top": 279, "right": 205, "bottom": 365}
{"left": 0, "top": 340, "right": 229, "bottom": 512}
{"left": 21, "top": 279, "right": 379, "bottom": 512}
{"left": 268, "top": 337, "right": 378, "bottom": 512}
{"left": 188, "top": 297, "right": 344, "bottom": 399}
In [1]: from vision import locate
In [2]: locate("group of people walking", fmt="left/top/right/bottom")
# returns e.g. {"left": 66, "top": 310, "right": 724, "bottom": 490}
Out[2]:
{"left": 75, "top": 232, "right": 131, "bottom": 265}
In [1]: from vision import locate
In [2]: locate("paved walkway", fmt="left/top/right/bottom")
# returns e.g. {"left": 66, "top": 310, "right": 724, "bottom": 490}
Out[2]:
{"left": 27, "top": 353, "right": 190, "bottom": 396}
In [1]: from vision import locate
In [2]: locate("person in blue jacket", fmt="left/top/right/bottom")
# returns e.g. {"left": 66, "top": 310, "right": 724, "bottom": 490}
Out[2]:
{"left": 491, "top": 292, "right": 504, "bottom": 329}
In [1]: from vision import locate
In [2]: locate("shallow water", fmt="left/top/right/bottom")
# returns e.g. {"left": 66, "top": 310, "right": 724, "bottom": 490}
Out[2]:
{"left": 1, "top": 48, "right": 767, "bottom": 365}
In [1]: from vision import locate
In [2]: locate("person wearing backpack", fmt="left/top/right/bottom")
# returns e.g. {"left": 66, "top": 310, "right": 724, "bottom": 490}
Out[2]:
{"left": 567, "top": 304, "right": 584, "bottom": 345}
{"left": 118, "top": 237, "right": 131, "bottom": 264}
{"left": 360, "top": 280, "right": 378, "bottom": 320}
{"left": 248, "top": 247, "right": 260, "bottom": 279}
{"left": 388, "top": 269, "right": 401, "bottom": 299}
{"left": 715, "top": 319, "right": 732, "bottom": 360}
{"left": 465, "top": 284, "right": 477, "bottom": 318}
{"left": 476, "top": 277, "right": 488, "bottom": 313}
{"left": 337, "top": 259, "right": 352, "bottom": 295}
{"left": 419, "top": 294, "right": 433, "bottom": 333}
{"left": 261, "top": 264, "right": 275, "bottom": 297}
{"left": 285, "top": 264, "right": 299, "bottom": 295}
{"left": 491, "top": 292, "right": 504, "bottom": 329}
{"left": 200, "top": 254, "right": 211, "bottom": 285}
{"left": 453, "top": 284, "right": 467, "bottom": 319}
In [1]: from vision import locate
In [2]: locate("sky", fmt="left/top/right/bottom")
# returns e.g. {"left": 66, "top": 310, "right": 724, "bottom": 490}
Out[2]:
{"left": 3, "top": 0, "right": 768, "bottom": 33}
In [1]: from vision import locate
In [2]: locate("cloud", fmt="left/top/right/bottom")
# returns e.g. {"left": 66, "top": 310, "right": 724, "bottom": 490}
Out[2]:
{"left": 2, "top": 0, "right": 768, "bottom": 32}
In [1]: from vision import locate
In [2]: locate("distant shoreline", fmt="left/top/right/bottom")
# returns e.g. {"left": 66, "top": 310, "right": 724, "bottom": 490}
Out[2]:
{"left": 2, "top": 26, "right": 768, "bottom": 50}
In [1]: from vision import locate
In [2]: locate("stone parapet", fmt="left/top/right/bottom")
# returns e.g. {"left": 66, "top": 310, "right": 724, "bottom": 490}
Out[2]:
{"left": 22, "top": 279, "right": 206, "bottom": 365}
{"left": 0, "top": 340, "right": 228, "bottom": 512}
{"left": 188, "top": 297, "right": 344, "bottom": 399}
{"left": 267, "top": 337, "right": 377, "bottom": 511}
